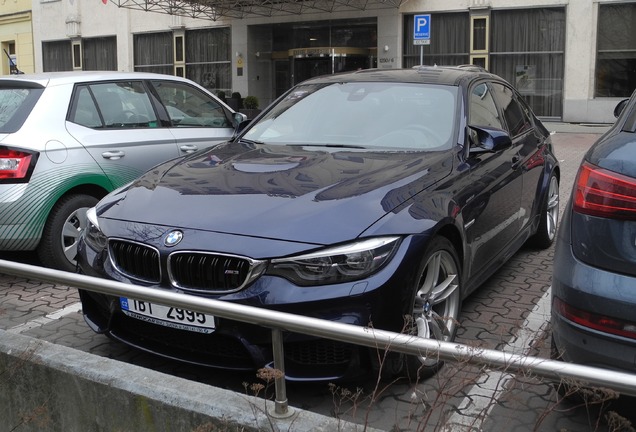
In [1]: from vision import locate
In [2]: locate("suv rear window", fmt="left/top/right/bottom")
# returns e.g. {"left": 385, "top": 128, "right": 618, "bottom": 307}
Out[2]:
{"left": 0, "top": 86, "right": 44, "bottom": 133}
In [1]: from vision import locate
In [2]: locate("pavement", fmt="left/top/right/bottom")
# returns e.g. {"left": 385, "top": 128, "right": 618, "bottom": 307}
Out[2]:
{"left": 543, "top": 121, "right": 611, "bottom": 134}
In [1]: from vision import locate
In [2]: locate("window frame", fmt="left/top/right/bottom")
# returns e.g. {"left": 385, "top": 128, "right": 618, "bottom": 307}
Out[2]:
{"left": 490, "top": 82, "right": 533, "bottom": 138}
{"left": 149, "top": 80, "right": 233, "bottom": 129}
{"left": 68, "top": 80, "right": 161, "bottom": 130}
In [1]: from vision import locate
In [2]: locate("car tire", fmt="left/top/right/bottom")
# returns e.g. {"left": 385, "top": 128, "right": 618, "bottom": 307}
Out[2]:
{"left": 378, "top": 237, "right": 462, "bottom": 382}
{"left": 38, "top": 194, "right": 98, "bottom": 272}
{"left": 529, "top": 172, "right": 559, "bottom": 249}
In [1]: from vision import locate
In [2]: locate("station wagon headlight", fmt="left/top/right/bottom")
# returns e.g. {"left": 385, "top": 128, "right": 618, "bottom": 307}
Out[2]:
{"left": 267, "top": 237, "right": 401, "bottom": 286}
{"left": 84, "top": 207, "right": 107, "bottom": 251}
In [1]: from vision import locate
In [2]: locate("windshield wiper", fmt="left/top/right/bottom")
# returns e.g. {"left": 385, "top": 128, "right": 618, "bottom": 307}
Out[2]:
{"left": 288, "top": 143, "right": 366, "bottom": 149}
{"left": 239, "top": 138, "right": 264, "bottom": 145}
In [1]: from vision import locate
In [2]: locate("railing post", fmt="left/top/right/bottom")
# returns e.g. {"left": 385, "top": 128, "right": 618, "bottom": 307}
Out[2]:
{"left": 270, "top": 328, "right": 293, "bottom": 418}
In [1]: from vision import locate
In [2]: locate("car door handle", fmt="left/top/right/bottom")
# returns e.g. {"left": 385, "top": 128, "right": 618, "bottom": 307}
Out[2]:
{"left": 180, "top": 145, "right": 199, "bottom": 153}
{"left": 101, "top": 151, "right": 125, "bottom": 160}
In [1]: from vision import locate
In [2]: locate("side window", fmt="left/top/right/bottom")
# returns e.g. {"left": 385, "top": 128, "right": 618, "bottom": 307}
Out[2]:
{"left": 469, "top": 83, "right": 504, "bottom": 130}
{"left": 151, "top": 80, "right": 231, "bottom": 128}
{"left": 69, "top": 86, "right": 102, "bottom": 128}
{"left": 89, "top": 81, "right": 158, "bottom": 129}
{"left": 490, "top": 83, "right": 532, "bottom": 137}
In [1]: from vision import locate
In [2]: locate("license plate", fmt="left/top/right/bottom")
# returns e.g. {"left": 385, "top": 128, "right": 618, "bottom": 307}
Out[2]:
{"left": 119, "top": 297, "right": 215, "bottom": 334}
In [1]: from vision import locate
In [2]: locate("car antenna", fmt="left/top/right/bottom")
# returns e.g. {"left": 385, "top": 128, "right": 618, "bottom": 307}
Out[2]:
{"left": 3, "top": 49, "right": 24, "bottom": 75}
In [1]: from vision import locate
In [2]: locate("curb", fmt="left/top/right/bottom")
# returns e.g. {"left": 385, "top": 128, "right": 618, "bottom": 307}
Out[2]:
{"left": 543, "top": 122, "right": 611, "bottom": 135}
{"left": 0, "top": 329, "right": 381, "bottom": 432}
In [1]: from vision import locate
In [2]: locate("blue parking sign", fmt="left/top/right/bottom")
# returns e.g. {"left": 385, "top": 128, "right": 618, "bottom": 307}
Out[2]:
{"left": 414, "top": 14, "right": 431, "bottom": 40}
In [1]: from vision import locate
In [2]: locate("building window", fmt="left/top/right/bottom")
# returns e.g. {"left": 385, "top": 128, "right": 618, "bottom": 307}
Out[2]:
{"left": 43, "top": 38, "right": 116, "bottom": 72}
{"left": 134, "top": 32, "right": 174, "bottom": 76}
{"left": 471, "top": 17, "right": 488, "bottom": 52}
{"left": 2, "top": 41, "right": 18, "bottom": 75}
{"left": 42, "top": 40, "right": 73, "bottom": 72}
{"left": 175, "top": 35, "right": 184, "bottom": 62}
{"left": 596, "top": 3, "right": 636, "bottom": 97}
{"left": 490, "top": 8, "right": 565, "bottom": 118}
{"left": 72, "top": 43, "right": 82, "bottom": 69}
{"left": 82, "top": 37, "right": 117, "bottom": 71}
{"left": 403, "top": 12, "right": 469, "bottom": 68}
{"left": 185, "top": 27, "right": 231, "bottom": 94}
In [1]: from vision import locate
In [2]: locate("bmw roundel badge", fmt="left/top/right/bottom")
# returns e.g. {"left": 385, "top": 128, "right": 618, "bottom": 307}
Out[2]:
{"left": 164, "top": 230, "right": 183, "bottom": 247}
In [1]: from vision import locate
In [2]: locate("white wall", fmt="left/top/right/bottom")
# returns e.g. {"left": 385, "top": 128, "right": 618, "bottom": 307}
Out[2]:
{"left": 399, "top": 0, "right": 622, "bottom": 123}
{"left": 33, "top": 0, "right": 229, "bottom": 72}
{"left": 31, "top": 0, "right": 630, "bottom": 123}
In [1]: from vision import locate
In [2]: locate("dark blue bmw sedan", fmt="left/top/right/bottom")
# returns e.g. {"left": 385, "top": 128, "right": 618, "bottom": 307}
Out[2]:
{"left": 77, "top": 66, "right": 559, "bottom": 381}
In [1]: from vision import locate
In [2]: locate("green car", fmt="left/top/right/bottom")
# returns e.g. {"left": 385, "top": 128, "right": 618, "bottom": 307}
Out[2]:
{"left": 0, "top": 71, "right": 244, "bottom": 271}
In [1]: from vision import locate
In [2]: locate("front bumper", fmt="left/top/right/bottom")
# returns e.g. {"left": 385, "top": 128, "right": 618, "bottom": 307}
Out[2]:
{"left": 77, "top": 232, "right": 419, "bottom": 381}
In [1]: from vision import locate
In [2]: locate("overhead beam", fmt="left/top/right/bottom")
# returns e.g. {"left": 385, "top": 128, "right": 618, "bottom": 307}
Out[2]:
{"left": 111, "top": 0, "right": 404, "bottom": 20}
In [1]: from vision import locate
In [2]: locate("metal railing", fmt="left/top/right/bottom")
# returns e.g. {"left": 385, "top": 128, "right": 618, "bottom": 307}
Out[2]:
{"left": 2, "top": 258, "right": 636, "bottom": 418}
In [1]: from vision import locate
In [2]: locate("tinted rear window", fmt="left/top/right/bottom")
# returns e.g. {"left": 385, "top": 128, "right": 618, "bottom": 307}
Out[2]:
{"left": 0, "top": 86, "right": 44, "bottom": 133}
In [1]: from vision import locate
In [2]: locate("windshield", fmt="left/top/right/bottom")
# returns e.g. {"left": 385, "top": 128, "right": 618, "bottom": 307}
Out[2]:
{"left": 244, "top": 82, "right": 458, "bottom": 150}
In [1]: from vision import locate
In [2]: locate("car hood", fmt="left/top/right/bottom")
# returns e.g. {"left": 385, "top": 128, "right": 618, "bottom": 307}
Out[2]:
{"left": 97, "top": 141, "right": 453, "bottom": 245}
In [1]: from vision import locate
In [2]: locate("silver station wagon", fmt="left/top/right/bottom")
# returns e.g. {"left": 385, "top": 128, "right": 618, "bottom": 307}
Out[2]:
{"left": 0, "top": 71, "right": 244, "bottom": 271}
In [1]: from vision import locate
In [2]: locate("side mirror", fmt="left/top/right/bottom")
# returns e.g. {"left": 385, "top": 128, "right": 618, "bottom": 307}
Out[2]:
{"left": 231, "top": 118, "right": 252, "bottom": 140}
{"left": 614, "top": 99, "right": 629, "bottom": 118}
{"left": 232, "top": 112, "right": 248, "bottom": 128}
{"left": 468, "top": 125, "right": 512, "bottom": 153}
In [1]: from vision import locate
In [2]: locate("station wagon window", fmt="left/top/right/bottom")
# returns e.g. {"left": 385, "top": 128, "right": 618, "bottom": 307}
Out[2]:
{"left": 0, "top": 87, "right": 43, "bottom": 133}
{"left": 70, "top": 87, "right": 101, "bottom": 128}
{"left": 469, "top": 83, "right": 504, "bottom": 130}
{"left": 70, "top": 81, "right": 158, "bottom": 129}
{"left": 490, "top": 83, "right": 532, "bottom": 137}
{"left": 151, "top": 80, "right": 231, "bottom": 128}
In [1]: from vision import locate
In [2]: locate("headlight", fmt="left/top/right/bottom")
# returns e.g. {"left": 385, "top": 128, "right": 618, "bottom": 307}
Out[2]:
{"left": 83, "top": 207, "right": 107, "bottom": 251}
{"left": 267, "top": 237, "right": 401, "bottom": 286}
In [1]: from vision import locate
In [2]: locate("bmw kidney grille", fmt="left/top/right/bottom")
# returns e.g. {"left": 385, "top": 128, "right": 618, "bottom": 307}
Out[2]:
{"left": 168, "top": 251, "right": 263, "bottom": 293}
{"left": 108, "top": 239, "right": 161, "bottom": 284}
{"left": 108, "top": 239, "right": 262, "bottom": 293}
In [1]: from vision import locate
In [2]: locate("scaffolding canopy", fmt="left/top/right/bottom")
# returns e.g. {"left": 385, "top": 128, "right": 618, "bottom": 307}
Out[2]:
{"left": 112, "top": 0, "right": 405, "bottom": 20}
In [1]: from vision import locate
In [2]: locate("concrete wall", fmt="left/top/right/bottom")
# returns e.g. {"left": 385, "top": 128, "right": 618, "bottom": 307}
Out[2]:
{"left": 0, "top": 329, "right": 378, "bottom": 432}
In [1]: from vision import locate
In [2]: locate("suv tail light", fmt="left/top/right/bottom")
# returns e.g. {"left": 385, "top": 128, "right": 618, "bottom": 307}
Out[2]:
{"left": 573, "top": 161, "right": 636, "bottom": 220}
{"left": 554, "top": 297, "right": 636, "bottom": 340}
{"left": 0, "top": 148, "right": 36, "bottom": 181}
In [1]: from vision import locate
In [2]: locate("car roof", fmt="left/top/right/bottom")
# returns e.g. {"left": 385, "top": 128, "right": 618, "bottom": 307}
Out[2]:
{"left": 0, "top": 71, "right": 196, "bottom": 88}
{"left": 299, "top": 65, "right": 498, "bottom": 87}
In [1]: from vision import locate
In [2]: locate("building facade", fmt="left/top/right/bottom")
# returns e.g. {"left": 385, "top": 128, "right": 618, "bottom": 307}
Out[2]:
{"left": 0, "top": 0, "right": 35, "bottom": 74}
{"left": 29, "top": 0, "right": 636, "bottom": 123}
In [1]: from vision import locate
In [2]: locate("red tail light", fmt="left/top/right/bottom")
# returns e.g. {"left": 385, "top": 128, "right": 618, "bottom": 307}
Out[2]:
{"left": 554, "top": 297, "right": 636, "bottom": 340}
{"left": 0, "top": 148, "right": 33, "bottom": 180}
{"left": 573, "top": 162, "right": 636, "bottom": 220}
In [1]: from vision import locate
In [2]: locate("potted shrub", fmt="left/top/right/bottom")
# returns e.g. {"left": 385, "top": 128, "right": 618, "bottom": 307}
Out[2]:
{"left": 240, "top": 95, "right": 261, "bottom": 119}
{"left": 227, "top": 91, "right": 242, "bottom": 111}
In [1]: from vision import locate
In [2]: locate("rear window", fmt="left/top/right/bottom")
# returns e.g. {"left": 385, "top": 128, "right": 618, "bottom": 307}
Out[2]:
{"left": 0, "top": 86, "right": 44, "bottom": 133}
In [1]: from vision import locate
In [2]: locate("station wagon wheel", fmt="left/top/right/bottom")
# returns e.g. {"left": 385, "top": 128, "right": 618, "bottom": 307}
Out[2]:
{"left": 529, "top": 172, "right": 559, "bottom": 249}
{"left": 38, "top": 194, "right": 99, "bottom": 272}
{"left": 379, "top": 237, "right": 461, "bottom": 381}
